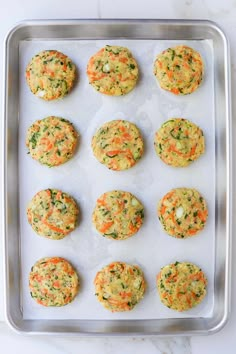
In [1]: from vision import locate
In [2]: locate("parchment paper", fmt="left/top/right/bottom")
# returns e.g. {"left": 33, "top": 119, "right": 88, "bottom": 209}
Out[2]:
{"left": 19, "top": 39, "right": 215, "bottom": 320}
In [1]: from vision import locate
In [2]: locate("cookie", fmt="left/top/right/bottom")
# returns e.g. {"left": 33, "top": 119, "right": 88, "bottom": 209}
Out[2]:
{"left": 157, "top": 188, "right": 208, "bottom": 238}
{"left": 29, "top": 257, "right": 79, "bottom": 306}
{"left": 26, "top": 50, "right": 76, "bottom": 100}
{"left": 157, "top": 261, "right": 207, "bottom": 311}
{"left": 154, "top": 118, "right": 205, "bottom": 167}
{"left": 92, "top": 190, "right": 144, "bottom": 240}
{"left": 92, "top": 120, "right": 144, "bottom": 171}
{"left": 94, "top": 261, "right": 146, "bottom": 312}
{"left": 87, "top": 45, "right": 139, "bottom": 95}
{"left": 27, "top": 189, "right": 79, "bottom": 240}
{"left": 26, "top": 116, "right": 78, "bottom": 167}
{"left": 153, "top": 45, "right": 203, "bottom": 95}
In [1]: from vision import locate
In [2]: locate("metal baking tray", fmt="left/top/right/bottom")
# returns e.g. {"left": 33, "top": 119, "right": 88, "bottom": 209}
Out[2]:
{"left": 2, "top": 19, "right": 232, "bottom": 335}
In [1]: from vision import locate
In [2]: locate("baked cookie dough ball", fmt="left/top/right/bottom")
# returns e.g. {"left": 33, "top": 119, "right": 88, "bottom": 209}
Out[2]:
{"left": 94, "top": 261, "right": 146, "bottom": 312}
{"left": 157, "top": 188, "right": 208, "bottom": 238}
{"left": 92, "top": 120, "right": 144, "bottom": 171}
{"left": 27, "top": 189, "right": 79, "bottom": 240}
{"left": 29, "top": 257, "right": 79, "bottom": 306}
{"left": 25, "top": 50, "right": 76, "bottom": 100}
{"left": 157, "top": 261, "right": 207, "bottom": 311}
{"left": 153, "top": 45, "right": 203, "bottom": 95}
{"left": 26, "top": 116, "right": 78, "bottom": 167}
{"left": 92, "top": 190, "right": 144, "bottom": 240}
{"left": 154, "top": 118, "right": 205, "bottom": 167}
{"left": 87, "top": 45, "right": 139, "bottom": 96}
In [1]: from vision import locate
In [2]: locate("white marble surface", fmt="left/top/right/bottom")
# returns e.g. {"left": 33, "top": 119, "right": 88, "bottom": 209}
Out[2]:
{"left": 0, "top": 0, "right": 236, "bottom": 353}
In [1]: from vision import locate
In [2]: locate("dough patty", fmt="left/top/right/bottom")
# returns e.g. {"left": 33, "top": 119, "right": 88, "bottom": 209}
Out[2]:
{"left": 29, "top": 257, "right": 79, "bottom": 306}
{"left": 157, "top": 261, "right": 207, "bottom": 311}
{"left": 87, "top": 45, "right": 139, "bottom": 96}
{"left": 153, "top": 45, "right": 203, "bottom": 95}
{"left": 26, "top": 50, "right": 76, "bottom": 100}
{"left": 157, "top": 188, "right": 208, "bottom": 238}
{"left": 154, "top": 118, "right": 205, "bottom": 167}
{"left": 94, "top": 261, "right": 146, "bottom": 312}
{"left": 27, "top": 189, "right": 79, "bottom": 240}
{"left": 92, "top": 190, "right": 144, "bottom": 240}
{"left": 92, "top": 120, "right": 144, "bottom": 171}
{"left": 26, "top": 116, "right": 78, "bottom": 167}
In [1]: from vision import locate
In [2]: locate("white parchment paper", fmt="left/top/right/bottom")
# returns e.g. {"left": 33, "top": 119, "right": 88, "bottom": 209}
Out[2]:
{"left": 19, "top": 39, "right": 215, "bottom": 320}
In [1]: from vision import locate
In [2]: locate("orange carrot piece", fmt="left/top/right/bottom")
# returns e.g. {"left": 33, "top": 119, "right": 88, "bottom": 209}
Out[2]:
{"left": 53, "top": 281, "right": 60, "bottom": 288}
{"left": 119, "top": 291, "right": 132, "bottom": 298}
{"left": 186, "top": 229, "right": 197, "bottom": 236}
{"left": 170, "top": 88, "right": 180, "bottom": 95}
{"left": 99, "top": 221, "right": 114, "bottom": 233}
{"left": 119, "top": 57, "right": 128, "bottom": 63}
{"left": 106, "top": 150, "right": 123, "bottom": 157}
{"left": 49, "top": 257, "right": 62, "bottom": 264}
{"left": 197, "top": 209, "right": 208, "bottom": 222}
{"left": 42, "top": 220, "right": 66, "bottom": 234}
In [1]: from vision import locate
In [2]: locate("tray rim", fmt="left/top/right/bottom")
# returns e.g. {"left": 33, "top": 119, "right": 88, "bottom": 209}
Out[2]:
{"left": 2, "top": 18, "right": 232, "bottom": 336}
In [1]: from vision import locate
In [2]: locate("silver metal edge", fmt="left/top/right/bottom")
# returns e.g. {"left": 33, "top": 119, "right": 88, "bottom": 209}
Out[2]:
{"left": 207, "top": 21, "right": 232, "bottom": 335}
{"left": 2, "top": 18, "right": 232, "bottom": 336}
{"left": 2, "top": 21, "right": 9, "bottom": 328}
{"left": 3, "top": 22, "right": 27, "bottom": 335}
{"left": 2, "top": 18, "right": 233, "bottom": 39}
{"left": 2, "top": 22, "right": 13, "bottom": 332}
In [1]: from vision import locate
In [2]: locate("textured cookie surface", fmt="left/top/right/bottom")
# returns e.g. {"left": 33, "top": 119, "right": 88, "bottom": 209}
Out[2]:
{"left": 26, "top": 116, "right": 78, "bottom": 167}
{"left": 26, "top": 50, "right": 76, "bottom": 100}
{"left": 87, "top": 45, "right": 139, "bottom": 96}
{"left": 92, "top": 190, "right": 144, "bottom": 240}
{"left": 29, "top": 257, "right": 79, "bottom": 306}
{"left": 153, "top": 45, "right": 203, "bottom": 95}
{"left": 158, "top": 188, "right": 208, "bottom": 238}
{"left": 154, "top": 118, "right": 205, "bottom": 167}
{"left": 27, "top": 189, "right": 79, "bottom": 240}
{"left": 94, "top": 262, "right": 146, "bottom": 312}
{"left": 92, "top": 120, "right": 144, "bottom": 171}
{"left": 157, "top": 261, "right": 207, "bottom": 311}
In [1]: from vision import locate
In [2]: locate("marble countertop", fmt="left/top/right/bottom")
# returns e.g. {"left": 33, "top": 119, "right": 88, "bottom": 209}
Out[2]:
{"left": 0, "top": 0, "right": 235, "bottom": 353}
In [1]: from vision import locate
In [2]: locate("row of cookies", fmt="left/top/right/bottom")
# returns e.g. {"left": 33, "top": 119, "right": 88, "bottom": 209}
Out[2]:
{"left": 26, "top": 117, "right": 205, "bottom": 169}
{"left": 26, "top": 45, "right": 204, "bottom": 100}
{"left": 29, "top": 258, "right": 207, "bottom": 312}
{"left": 27, "top": 188, "right": 208, "bottom": 241}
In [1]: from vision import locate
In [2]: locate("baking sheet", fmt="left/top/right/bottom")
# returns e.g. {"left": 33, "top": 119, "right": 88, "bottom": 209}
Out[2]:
{"left": 19, "top": 39, "right": 215, "bottom": 320}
